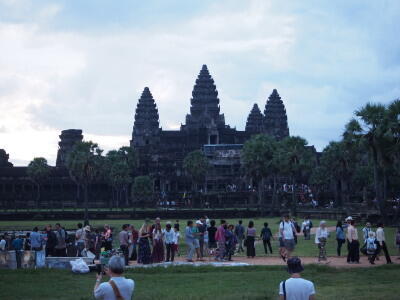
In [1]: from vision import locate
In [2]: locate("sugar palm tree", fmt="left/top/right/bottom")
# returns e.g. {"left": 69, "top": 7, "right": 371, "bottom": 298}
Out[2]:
{"left": 27, "top": 157, "right": 51, "bottom": 208}
{"left": 66, "top": 141, "right": 104, "bottom": 224}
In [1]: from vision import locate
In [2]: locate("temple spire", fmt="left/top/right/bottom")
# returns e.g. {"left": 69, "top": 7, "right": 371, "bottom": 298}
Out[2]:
{"left": 264, "top": 89, "right": 289, "bottom": 139}
{"left": 131, "top": 87, "right": 160, "bottom": 147}
{"left": 245, "top": 103, "right": 264, "bottom": 134}
{"left": 185, "top": 65, "right": 225, "bottom": 129}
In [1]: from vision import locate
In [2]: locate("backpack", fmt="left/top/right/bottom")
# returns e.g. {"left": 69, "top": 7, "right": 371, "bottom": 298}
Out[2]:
{"left": 295, "top": 223, "right": 301, "bottom": 233}
{"left": 309, "top": 221, "right": 313, "bottom": 229}
{"left": 366, "top": 239, "right": 377, "bottom": 254}
{"left": 262, "top": 228, "right": 272, "bottom": 240}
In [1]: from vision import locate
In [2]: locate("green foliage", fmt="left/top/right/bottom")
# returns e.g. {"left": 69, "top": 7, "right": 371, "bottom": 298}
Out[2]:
{"left": 183, "top": 150, "right": 209, "bottom": 184}
{"left": 26, "top": 157, "right": 51, "bottom": 184}
{"left": 132, "top": 175, "right": 153, "bottom": 201}
{"left": 65, "top": 141, "right": 104, "bottom": 187}
{"left": 105, "top": 147, "right": 137, "bottom": 190}
{"left": 242, "top": 134, "right": 277, "bottom": 181}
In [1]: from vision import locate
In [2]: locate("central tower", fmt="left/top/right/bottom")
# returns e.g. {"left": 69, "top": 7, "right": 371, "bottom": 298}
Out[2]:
{"left": 183, "top": 65, "right": 225, "bottom": 144}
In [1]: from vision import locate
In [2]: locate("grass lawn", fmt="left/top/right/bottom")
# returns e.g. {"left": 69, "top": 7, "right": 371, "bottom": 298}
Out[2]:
{"left": 0, "top": 264, "right": 399, "bottom": 299}
{"left": 1, "top": 218, "right": 399, "bottom": 257}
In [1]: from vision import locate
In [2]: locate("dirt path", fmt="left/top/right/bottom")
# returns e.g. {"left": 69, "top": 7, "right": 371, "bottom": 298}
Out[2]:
{"left": 161, "top": 255, "right": 400, "bottom": 268}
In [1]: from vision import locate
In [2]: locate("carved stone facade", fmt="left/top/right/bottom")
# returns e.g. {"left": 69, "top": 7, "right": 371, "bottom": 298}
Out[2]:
{"left": 56, "top": 129, "right": 83, "bottom": 167}
{"left": 0, "top": 149, "right": 13, "bottom": 167}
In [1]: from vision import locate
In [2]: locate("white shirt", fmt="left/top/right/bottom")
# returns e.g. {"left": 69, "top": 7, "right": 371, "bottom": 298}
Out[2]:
{"left": 279, "top": 278, "right": 315, "bottom": 300}
{"left": 94, "top": 277, "right": 134, "bottom": 300}
{"left": 0, "top": 239, "right": 6, "bottom": 250}
{"left": 301, "top": 220, "right": 311, "bottom": 231}
{"left": 376, "top": 227, "right": 385, "bottom": 244}
{"left": 280, "top": 221, "right": 295, "bottom": 240}
{"left": 315, "top": 227, "right": 329, "bottom": 244}
{"left": 173, "top": 231, "right": 180, "bottom": 244}
{"left": 164, "top": 229, "right": 176, "bottom": 244}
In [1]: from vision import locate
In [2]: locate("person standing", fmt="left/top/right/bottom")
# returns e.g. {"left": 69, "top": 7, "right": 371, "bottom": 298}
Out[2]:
{"left": 207, "top": 220, "right": 217, "bottom": 250}
{"left": 45, "top": 225, "right": 57, "bottom": 257}
{"left": 361, "top": 222, "right": 373, "bottom": 255}
{"left": 234, "top": 220, "right": 245, "bottom": 253}
{"left": 54, "top": 223, "right": 67, "bottom": 257}
{"left": 137, "top": 221, "right": 152, "bottom": 265}
{"left": 119, "top": 224, "right": 130, "bottom": 265}
{"left": 246, "top": 221, "right": 256, "bottom": 258}
{"left": 173, "top": 226, "right": 180, "bottom": 257}
{"left": 347, "top": 220, "right": 360, "bottom": 264}
{"left": 128, "top": 225, "right": 139, "bottom": 261}
{"left": 30, "top": 227, "right": 43, "bottom": 252}
{"left": 103, "top": 225, "right": 113, "bottom": 251}
{"left": 280, "top": 215, "right": 296, "bottom": 260}
{"left": 396, "top": 227, "right": 400, "bottom": 259}
{"left": 366, "top": 231, "right": 378, "bottom": 264}
{"left": 151, "top": 223, "right": 165, "bottom": 263}
{"left": 335, "top": 221, "right": 346, "bottom": 256}
{"left": 185, "top": 220, "right": 196, "bottom": 262}
{"left": 75, "top": 223, "right": 85, "bottom": 257}
{"left": 301, "top": 217, "right": 312, "bottom": 240}
{"left": 225, "top": 224, "right": 237, "bottom": 261}
{"left": 198, "top": 216, "right": 207, "bottom": 257}
{"left": 376, "top": 223, "right": 392, "bottom": 264}
{"left": 0, "top": 235, "right": 6, "bottom": 251}
{"left": 164, "top": 223, "right": 176, "bottom": 262}
{"left": 260, "top": 222, "right": 273, "bottom": 255}
{"left": 315, "top": 221, "right": 329, "bottom": 262}
{"left": 12, "top": 235, "right": 24, "bottom": 268}
{"left": 215, "top": 220, "right": 227, "bottom": 261}
{"left": 279, "top": 257, "right": 316, "bottom": 300}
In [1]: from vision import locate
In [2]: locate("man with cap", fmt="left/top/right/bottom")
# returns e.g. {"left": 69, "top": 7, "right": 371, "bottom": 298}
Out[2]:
{"left": 279, "top": 257, "right": 316, "bottom": 300}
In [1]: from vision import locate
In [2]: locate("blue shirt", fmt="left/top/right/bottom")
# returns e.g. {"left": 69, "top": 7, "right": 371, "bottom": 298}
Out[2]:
{"left": 30, "top": 231, "right": 43, "bottom": 248}
{"left": 185, "top": 226, "right": 194, "bottom": 243}
{"left": 12, "top": 238, "right": 23, "bottom": 250}
{"left": 336, "top": 227, "right": 345, "bottom": 240}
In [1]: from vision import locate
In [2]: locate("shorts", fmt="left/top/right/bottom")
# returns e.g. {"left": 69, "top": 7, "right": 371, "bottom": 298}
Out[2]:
{"left": 279, "top": 237, "right": 285, "bottom": 248}
{"left": 284, "top": 239, "right": 295, "bottom": 251}
{"left": 193, "top": 239, "right": 200, "bottom": 248}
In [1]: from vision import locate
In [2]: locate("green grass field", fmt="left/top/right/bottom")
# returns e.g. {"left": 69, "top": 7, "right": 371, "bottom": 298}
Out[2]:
{"left": 1, "top": 264, "right": 400, "bottom": 299}
{"left": 1, "top": 218, "right": 399, "bottom": 256}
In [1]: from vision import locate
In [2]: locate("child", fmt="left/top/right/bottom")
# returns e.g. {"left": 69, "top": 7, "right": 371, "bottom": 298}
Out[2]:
{"left": 366, "top": 231, "right": 378, "bottom": 264}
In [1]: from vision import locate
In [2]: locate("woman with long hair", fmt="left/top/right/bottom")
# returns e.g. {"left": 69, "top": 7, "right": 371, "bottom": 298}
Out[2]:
{"left": 137, "top": 221, "right": 152, "bottom": 264}
{"left": 151, "top": 223, "right": 165, "bottom": 263}
{"left": 336, "top": 220, "right": 345, "bottom": 256}
{"left": 103, "top": 225, "right": 113, "bottom": 251}
{"left": 246, "top": 221, "right": 256, "bottom": 258}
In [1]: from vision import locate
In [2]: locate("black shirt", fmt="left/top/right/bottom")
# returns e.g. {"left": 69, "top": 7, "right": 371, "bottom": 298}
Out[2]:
{"left": 207, "top": 226, "right": 217, "bottom": 243}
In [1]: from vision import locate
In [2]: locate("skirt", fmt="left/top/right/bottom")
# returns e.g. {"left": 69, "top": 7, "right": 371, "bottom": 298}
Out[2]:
{"left": 137, "top": 238, "right": 152, "bottom": 264}
{"left": 151, "top": 239, "right": 165, "bottom": 263}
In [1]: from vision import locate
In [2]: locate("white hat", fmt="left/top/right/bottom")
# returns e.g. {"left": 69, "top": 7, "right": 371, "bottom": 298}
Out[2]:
{"left": 196, "top": 220, "right": 202, "bottom": 225}
{"left": 345, "top": 216, "right": 353, "bottom": 221}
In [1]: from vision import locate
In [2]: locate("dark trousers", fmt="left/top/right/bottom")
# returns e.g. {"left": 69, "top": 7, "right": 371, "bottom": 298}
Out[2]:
{"left": 120, "top": 245, "right": 129, "bottom": 265}
{"left": 346, "top": 240, "right": 351, "bottom": 262}
{"left": 379, "top": 241, "right": 392, "bottom": 263}
{"left": 349, "top": 240, "right": 360, "bottom": 262}
{"left": 263, "top": 239, "right": 272, "bottom": 254}
{"left": 55, "top": 248, "right": 66, "bottom": 257}
{"left": 199, "top": 238, "right": 204, "bottom": 257}
{"left": 166, "top": 243, "right": 175, "bottom": 262}
{"left": 15, "top": 250, "right": 22, "bottom": 269}
{"left": 45, "top": 247, "right": 54, "bottom": 257}
{"left": 337, "top": 239, "right": 345, "bottom": 256}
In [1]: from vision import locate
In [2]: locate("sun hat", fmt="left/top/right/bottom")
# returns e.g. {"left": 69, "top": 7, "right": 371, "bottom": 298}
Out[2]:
{"left": 345, "top": 216, "right": 353, "bottom": 221}
{"left": 84, "top": 225, "right": 91, "bottom": 231}
{"left": 286, "top": 257, "right": 304, "bottom": 274}
{"left": 196, "top": 220, "right": 202, "bottom": 225}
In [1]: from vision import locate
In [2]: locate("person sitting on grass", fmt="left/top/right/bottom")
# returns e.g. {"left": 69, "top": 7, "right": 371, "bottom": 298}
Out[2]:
{"left": 94, "top": 255, "right": 135, "bottom": 300}
{"left": 279, "top": 257, "right": 316, "bottom": 300}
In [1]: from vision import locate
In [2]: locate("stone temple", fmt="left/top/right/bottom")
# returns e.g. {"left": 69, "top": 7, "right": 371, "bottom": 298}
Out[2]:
{"left": 0, "top": 65, "right": 292, "bottom": 207}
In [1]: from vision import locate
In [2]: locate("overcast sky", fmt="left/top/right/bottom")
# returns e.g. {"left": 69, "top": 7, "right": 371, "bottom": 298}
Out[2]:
{"left": 1, "top": 0, "right": 399, "bottom": 166}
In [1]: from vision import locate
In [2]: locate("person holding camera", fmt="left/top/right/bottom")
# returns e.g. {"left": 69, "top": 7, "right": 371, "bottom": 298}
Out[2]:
{"left": 94, "top": 255, "right": 134, "bottom": 300}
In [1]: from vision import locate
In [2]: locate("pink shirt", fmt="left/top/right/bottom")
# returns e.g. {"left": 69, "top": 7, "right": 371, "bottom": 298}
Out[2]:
{"left": 215, "top": 226, "right": 226, "bottom": 242}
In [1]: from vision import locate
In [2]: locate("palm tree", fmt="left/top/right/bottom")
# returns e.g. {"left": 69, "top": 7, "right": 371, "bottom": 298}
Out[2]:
{"left": 242, "top": 134, "right": 277, "bottom": 213}
{"left": 278, "top": 136, "right": 315, "bottom": 215}
{"left": 27, "top": 157, "right": 51, "bottom": 208}
{"left": 183, "top": 150, "right": 209, "bottom": 206}
{"left": 66, "top": 141, "right": 104, "bottom": 224}
{"left": 105, "top": 147, "right": 137, "bottom": 208}
{"left": 132, "top": 175, "right": 153, "bottom": 210}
